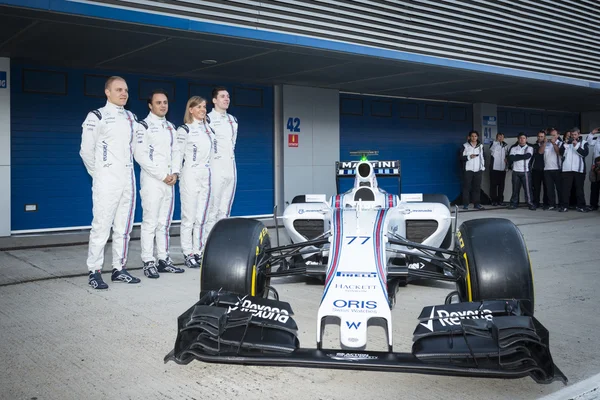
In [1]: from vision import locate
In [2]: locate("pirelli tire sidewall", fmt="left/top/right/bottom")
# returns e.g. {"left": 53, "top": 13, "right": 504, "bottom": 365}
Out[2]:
{"left": 455, "top": 218, "right": 535, "bottom": 314}
{"left": 200, "top": 218, "right": 271, "bottom": 298}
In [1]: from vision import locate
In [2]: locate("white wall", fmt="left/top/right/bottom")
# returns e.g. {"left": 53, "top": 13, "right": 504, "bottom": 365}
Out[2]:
{"left": 282, "top": 85, "right": 339, "bottom": 205}
{"left": 0, "top": 58, "right": 10, "bottom": 236}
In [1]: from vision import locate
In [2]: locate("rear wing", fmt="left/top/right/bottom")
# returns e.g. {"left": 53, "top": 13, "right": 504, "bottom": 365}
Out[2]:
{"left": 335, "top": 160, "right": 401, "bottom": 195}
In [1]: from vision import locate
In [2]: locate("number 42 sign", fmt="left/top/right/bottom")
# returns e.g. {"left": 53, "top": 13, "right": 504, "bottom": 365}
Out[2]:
{"left": 287, "top": 117, "right": 300, "bottom": 148}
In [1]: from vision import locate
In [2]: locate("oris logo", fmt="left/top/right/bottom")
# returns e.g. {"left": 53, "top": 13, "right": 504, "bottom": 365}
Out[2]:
{"left": 333, "top": 300, "right": 377, "bottom": 309}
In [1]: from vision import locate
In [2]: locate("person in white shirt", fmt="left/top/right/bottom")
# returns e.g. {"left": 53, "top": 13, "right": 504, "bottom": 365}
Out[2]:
{"left": 177, "top": 96, "right": 215, "bottom": 268}
{"left": 585, "top": 127, "right": 600, "bottom": 209}
{"left": 135, "top": 90, "right": 185, "bottom": 278}
{"left": 489, "top": 132, "right": 508, "bottom": 206}
{"left": 206, "top": 86, "right": 238, "bottom": 234}
{"left": 461, "top": 130, "right": 485, "bottom": 210}
{"left": 507, "top": 133, "right": 536, "bottom": 210}
{"left": 559, "top": 128, "right": 590, "bottom": 212}
{"left": 539, "top": 128, "right": 562, "bottom": 210}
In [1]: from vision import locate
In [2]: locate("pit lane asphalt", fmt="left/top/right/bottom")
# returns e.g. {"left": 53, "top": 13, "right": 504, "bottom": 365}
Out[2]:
{"left": 1, "top": 208, "right": 599, "bottom": 400}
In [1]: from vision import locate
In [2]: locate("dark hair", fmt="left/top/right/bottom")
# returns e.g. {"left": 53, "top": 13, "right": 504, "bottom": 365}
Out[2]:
{"left": 595, "top": 156, "right": 600, "bottom": 163}
{"left": 468, "top": 130, "right": 479, "bottom": 136}
{"left": 147, "top": 89, "right": 169, "bottom": 105}
{"left": 211, "top": 86, "right": 228, "bottom": 99}
{"left": 496, "top": 132, "right": 504, "bottom": 138}
{"left": 517, "top": 132, "right": 527, "bottom": 138}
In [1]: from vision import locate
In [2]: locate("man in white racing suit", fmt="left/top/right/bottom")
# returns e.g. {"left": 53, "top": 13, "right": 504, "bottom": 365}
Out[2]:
{"left": 178, "top": 96, "right": 214, "bottom": 268}
{"left": 135, "top": 89, "right": 185, "bottom": 278}
{"left": 80, "top": 76, "right": 141, "bottom": 289}
{"left": 205, "top": 86, "right": 238, "bottom": 240}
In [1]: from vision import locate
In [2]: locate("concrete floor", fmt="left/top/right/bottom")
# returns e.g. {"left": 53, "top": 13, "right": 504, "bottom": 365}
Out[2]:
{"left": 1, "top": 208, "right": 599, "bottom": 400}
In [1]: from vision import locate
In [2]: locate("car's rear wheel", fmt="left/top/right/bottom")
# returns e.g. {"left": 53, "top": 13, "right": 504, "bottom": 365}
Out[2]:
{"left": 455, "top": 218, "right": 534, "bottom": 314}
{"left": 200, "top": 218, "right": 271, "bottom": 298}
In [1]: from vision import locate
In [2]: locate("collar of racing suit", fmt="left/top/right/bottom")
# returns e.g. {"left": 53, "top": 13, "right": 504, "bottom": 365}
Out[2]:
{"left": 105, "top": 100, "right": 125, "bottom": 111}
{"left": 147, "top": 112, "right": 166, "bottom": 121}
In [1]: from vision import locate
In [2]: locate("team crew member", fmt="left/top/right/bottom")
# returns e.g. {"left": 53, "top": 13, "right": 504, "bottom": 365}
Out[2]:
{"left": 541, "top": 128, "right": 562, "bottom": 210}
{"left": 178, "top": 96, "right": 214, "bottom": 268}
{"left": 489, "top": 132, "right": 508, "bottom": 206}
{"left": 559, "top": 128, "right": 589, "bottom": 212}
{"left": 461, "top": 130, "right": 485, "bottom": 210}
{"left": 508, "top": 133, "right": 536, "bottom": 210}
{"left": 585, "top": 128, "right": 600, "bottom": 209}
{"left": 530, "top": 131, "right": 548, "bottom": 209}
{"left": 589, "top": 157, "right": 600, "bottom": 210}
{"left": 80, "top": 76, "right": 141, "bottom": 289}
{"left": 135, "top": 90, "right": 185, "bottom": 278}
{"left": 206, "top": 86, "right": 238, "bottom": 233}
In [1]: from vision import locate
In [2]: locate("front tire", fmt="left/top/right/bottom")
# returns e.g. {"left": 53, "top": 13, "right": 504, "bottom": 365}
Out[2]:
{"left": 200, "top": 218, "right": 271, "bottom": 298}
{"left": 455, "top": 218, "right": 534, "bottom": 314}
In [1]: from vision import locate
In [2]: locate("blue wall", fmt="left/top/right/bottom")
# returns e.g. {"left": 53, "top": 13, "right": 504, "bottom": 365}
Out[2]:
{"left": 339, "top": 95, "right": 473, "bottom": 200}
{"left": 11, "top": 63, "right": 274, "bottom": 231}
{"left": 497, "top": 107, "right": 580, "bottom": 144}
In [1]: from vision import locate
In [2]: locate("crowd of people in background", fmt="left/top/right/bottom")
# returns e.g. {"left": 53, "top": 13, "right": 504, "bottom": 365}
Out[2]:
{"left": 460, "top": 126, "right": 600, "bottom": 212}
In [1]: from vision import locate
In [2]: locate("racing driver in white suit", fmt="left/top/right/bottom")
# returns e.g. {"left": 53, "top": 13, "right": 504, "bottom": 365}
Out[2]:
{"left": 135, "top": 89, "right": 185, "bottom": 278}
{"left": 177, "top": 96, "right": 215, "bottom": 268}
{"left": 80, "top": 76, "right": 142, "bottom": 289}
{"left": 205, "top": 86, "right": 238, "bottom": 240}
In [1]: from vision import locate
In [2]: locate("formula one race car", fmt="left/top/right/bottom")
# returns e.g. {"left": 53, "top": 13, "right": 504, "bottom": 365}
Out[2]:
{"left": 164, "top": 156, "right": 567, "bottom": 385}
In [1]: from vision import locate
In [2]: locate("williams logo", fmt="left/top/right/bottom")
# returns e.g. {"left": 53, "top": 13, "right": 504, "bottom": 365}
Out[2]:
{"left": 346, "top": 321, "right": 361, "bottom": 329}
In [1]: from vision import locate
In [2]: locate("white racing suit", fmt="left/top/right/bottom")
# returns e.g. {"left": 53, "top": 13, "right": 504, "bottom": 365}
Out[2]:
{"left": 177, "top": 119, "right": 214, "bottom": 256}
{"left": 134, "top": 112, "right": 180, "bottom": 263}
{"left": 205, "top": 110, "right": 238, "bottom": 236}
{"left": 80, "top": 101, "right": 141, "bottom": 272}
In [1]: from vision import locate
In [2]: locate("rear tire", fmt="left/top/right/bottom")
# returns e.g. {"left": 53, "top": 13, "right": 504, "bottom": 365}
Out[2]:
{"left": 200, "top": 218, "right": 271, "bottom": 298}
{"left": 455, "top": 218, "right": 534, "bottom": 314}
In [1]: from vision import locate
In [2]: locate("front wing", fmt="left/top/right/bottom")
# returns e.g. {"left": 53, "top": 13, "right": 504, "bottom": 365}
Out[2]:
{"left": 164, "top": 291, "right": 567, "bottom": 385}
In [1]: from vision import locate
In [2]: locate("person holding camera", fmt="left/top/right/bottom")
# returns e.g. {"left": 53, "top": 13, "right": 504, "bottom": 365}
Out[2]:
{"left": 461, "top": 130, "right": 485, "bottom": 210}
{"left": 489, "top": 132, "right": 508, "bottom": 206}
{"left": 559, "top": 128, "right": 590, "bottom": 212}
{"left": 541, "top": 128, "right": 563, "bottom": 210}
{"left": 508, "top": 133, "right": 536, "bottom": 210}
{"left": 586, "top": 128, "right": 600, "bottom": 210}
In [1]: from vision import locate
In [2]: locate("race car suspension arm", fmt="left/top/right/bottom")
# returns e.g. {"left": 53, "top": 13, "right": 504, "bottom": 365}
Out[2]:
{"left": 387, "top": 234, "right": 459, "bottom": 256}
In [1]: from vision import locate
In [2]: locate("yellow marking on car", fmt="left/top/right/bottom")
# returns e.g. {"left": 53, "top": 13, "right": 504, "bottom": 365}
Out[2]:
{"left": 463, "top": 253, "right": 473, "bottom": 301}
{"left": 251, "top": 265, "right": 256, "bottom": 296}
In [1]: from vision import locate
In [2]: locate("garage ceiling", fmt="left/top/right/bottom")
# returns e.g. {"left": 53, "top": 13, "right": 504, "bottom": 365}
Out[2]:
{"left": 1, "top": 4, "right": 599, "bottom": 113}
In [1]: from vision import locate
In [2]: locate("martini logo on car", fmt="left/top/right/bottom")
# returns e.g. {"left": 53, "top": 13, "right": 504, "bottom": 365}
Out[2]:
{"left": 228, "top": 296, "right": 290, "bottom": 323}
{"left": 419, "top": 306, "right": 493, "bottom": 332}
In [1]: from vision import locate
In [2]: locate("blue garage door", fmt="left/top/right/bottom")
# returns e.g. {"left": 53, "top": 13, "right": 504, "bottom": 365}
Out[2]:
{"left": 497, "top": 107, "right": 580, "bottom": 142}
{"left": 339, "top": 94, "right": 473, "bottom": 200}
{"left": 11, "top": 63, "right": 274, "bottom": 231}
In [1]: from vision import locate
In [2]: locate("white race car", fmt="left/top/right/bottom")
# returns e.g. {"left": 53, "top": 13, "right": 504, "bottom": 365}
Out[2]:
{"left": 165, "top": 158, "right": 566, "bottom": 385}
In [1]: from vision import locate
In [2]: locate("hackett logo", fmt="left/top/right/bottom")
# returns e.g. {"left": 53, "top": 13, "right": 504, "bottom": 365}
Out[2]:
{"left": 0, "top": 71, "right": 6, "bottom": 88}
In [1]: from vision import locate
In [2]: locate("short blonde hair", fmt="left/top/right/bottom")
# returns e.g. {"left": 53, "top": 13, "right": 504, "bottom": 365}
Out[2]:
{"left": 184, "top": 96, "right": 206, "bottom": 124}
{"left": 105, "top": 76, "right": 126, "bottom": 90}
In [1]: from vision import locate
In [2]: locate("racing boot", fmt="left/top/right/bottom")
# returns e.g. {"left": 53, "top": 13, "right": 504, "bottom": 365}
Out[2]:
{"left": 157, "top": 257, "right": 185, "bottom": 274}
{"left": 184, "top": 254, "right": 200, "bottom": 269}
{"left": 143, "top": 261, "right": 160, "bottom": 279}
{"left": 194, "top": 252, "right": 203, "bottom": 266}
{"left": 111, "top": 268, "right": 141, "bottom": 284}
{"left": 88, "top": 270, "right": 108, "bottom": 290}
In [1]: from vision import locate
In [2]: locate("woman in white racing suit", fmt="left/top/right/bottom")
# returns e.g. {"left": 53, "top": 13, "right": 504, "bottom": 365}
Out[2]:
{"left": 177, "top": 96, "right": 214, "bottom": 268}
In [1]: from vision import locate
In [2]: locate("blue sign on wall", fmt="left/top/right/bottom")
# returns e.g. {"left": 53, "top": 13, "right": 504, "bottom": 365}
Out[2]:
{"left": 0, "top": 71, "right": 6, "bottom": 88}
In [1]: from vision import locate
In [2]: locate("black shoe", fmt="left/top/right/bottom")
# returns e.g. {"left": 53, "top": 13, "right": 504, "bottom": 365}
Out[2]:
{"left": 591, "top": 206, "right": 599, "bottom": 211}
{"left": 508, "top": 205, "right": 517, "bottom": 210}
{"left": 576, "top": 207, "right": 590, "bottom": 213}
{"left": 184, "top": 254, "right": 200, "bottom": 269}
{"left": 88, "top": 270, "right": 108, "bottom": 290}
{"left": 529, "top": 205, "right": 537, "bottom": 211}
{"left": 111, "top": 268, "right": 141, "bottom": 284}
{"left": 558, "top": 207, "right": 568, "bottom": 212}
{"left": 143, "top": 261, "right": 160, "bottom": 279}
{"left": 474, "top": 204, "right": 485, "bottom": 210}
{"left": 157, "top": 258, "right": 185, "bottom": 273}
